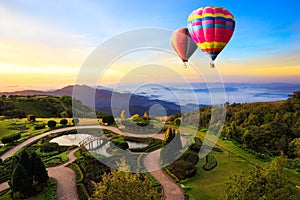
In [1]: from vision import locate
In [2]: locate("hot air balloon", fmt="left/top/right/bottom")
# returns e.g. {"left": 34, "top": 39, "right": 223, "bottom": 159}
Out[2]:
{"left": 187, "top": 6, "right": 235, "bottom": 68}
{"left": 170, "top": 28, "right": 198, "bottom": 68}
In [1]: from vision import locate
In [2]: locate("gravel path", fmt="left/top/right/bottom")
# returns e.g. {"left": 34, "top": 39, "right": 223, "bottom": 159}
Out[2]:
{"left": 48, "top": 148, "right": 79, "bottom": 200}
{"left": 0, "top": 125, "right": 186, "bottom": 200}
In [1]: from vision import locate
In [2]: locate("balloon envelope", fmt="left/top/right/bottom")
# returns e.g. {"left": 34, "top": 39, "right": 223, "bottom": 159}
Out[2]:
{"left": 187, "top": 6, "right": 235, "bottom": 61}
{"left": 170, "top": 28, "right": 197, "bottom": 63}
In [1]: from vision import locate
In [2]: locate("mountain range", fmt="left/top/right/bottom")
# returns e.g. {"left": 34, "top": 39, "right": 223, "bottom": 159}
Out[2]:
{"left": 0, "top": 85, "right": 194, "bottom": 116}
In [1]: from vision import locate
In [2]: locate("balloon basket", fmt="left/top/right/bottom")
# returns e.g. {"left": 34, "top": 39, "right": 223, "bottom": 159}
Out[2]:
{"left": 210, "top": 61, "right": 215, "bottom": 68}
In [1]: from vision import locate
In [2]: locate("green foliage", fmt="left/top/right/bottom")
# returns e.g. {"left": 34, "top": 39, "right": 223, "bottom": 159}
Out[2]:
{"left": 102, "top": 115, "right": 115, "bottom": 125}
{"left": 77, "top": 183, "right": 90, "bottom": 200}
{"left": 174, "top": 118, "right": 181, "bottom": 125}
{"left": 202, "top": 154, "right": 218, "bottom": 171}
{"left": 34, "top": 123, "right": 46, "bottom": 130}
{"left": 183, "top": 90, "right": 300, "bottom": 158}
{"left": 59, "top": 118, "right": 68, "bottom": 126}
{"left": 221, "top": 156, "right": 296, "bottom": 200}
{"left": 40, "top": 142, "right": 59, "bottom": 153}
{"left": 67, "top": 163, "right": 84, "bottom": 183}
{"left": 90, "top": 159, "right": 162, "bottom": 200}
{"left": 33, "top": 157, "right": 49, "bottom": 185}
{"left": 169, "top": 160, "right": 197, "bottom": 181}
{"left": 0, "top": 95, "right": 107, "bottom": 118}
{"left": 1, "top": 132, "right": 21, "bottom": 144}
{"left": 111, "top": 137, "right": 129, "bottom": 150}
{"left": 47, "top": 120, "right": 57, "bottom": 128}
{"left": 10, "top": 163, "right": 33, "bottom": 198}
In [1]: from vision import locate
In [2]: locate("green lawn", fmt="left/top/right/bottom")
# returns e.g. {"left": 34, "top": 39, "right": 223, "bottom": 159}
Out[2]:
{"left": 182, "top": 150, "right": 252, "bottom": 199}
{"left": 181, "top": 130, "right": 300, "bottom": 200}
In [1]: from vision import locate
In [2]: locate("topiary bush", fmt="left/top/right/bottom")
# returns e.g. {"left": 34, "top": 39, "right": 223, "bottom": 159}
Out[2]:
{"left": 202, "top": 154, "right": 217, "bottom": 171}
{"left": 47, "top": 120, "right": 57, "bottom": 128}
{"left": 59, "top": 119, "right": 68, "bottom": 126}
{"left": 34, "top": 124, "right": 46, "bottom": 130}
{"left": 40, "top": 142, "right": 59, "bottom": 153}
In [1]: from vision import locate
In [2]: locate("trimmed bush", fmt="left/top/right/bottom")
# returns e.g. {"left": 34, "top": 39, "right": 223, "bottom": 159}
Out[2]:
{"left": 47, "top": 120, "right": 57, "bottom": 128}
{"left": 60, "top": 119, "right": 68, "bottom": 126}
{"left": 111, "top": 140, "right": 129, "bottom": 150}
{"left": 34, "top": 124, "right": 46, "bottom": 130}
{"left": 40, "top": 142, "right": 59, "bottom": 153}
{"left": 1, "top": 132, "right": 21, "bottom": 145}
{"left": 202, "top": 154, "right": 218, "bottom": 171}
{"left": 180, "top": 150, "right": 199, "bottom": 165}
{"left": 170, "top": 160, "right": 197, "bottom": 180}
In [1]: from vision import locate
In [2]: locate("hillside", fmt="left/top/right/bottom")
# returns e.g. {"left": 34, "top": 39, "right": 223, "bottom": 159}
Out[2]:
{"left": 0, "top": 95, "right": 102, "bottom": 118}
{"left": 171, "top": 91, "right": 300, "bottom": 160}
{"left": 0, "top": 85, "right": 191, "bottom": 116}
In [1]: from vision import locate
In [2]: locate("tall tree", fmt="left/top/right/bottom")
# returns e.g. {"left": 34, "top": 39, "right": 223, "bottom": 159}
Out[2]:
{"left": 33, "top": 157, "right": 49, "bottom": 185}
{"left": 10, "top": 163, "right": 33, "bottom": 197}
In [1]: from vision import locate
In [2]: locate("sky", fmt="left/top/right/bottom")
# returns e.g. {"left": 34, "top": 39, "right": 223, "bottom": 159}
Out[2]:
{"left": 0, "top": 0, "right": 300, "bottom": 92}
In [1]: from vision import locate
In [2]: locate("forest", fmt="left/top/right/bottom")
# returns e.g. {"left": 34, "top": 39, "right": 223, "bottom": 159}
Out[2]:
{"left": 173, "top": 91, "right": 300, "bottom": 162}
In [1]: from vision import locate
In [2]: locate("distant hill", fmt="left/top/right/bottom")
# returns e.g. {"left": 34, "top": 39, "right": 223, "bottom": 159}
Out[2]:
{"left": 0, "top": 85, "right": 192, "bottom": 116}
{"left": 0, "top": 95, "right": 102, "bottom": 118}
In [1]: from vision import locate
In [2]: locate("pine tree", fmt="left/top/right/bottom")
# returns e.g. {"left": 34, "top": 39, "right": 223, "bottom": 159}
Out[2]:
{"left": 33, "top": 157, "right": 49, "bottom": 185}
{"left": 10, "top": 163, "right": 33, "bottom": 197}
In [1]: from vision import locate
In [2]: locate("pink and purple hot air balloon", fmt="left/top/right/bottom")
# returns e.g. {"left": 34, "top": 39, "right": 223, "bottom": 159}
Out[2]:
{"left": 187, "top": 6, "right": 235, "bottom": 68}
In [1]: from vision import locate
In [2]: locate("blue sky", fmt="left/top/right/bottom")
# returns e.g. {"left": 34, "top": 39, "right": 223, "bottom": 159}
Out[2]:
{"left": 0, "top": 0, "right": 300, "bottom": 91}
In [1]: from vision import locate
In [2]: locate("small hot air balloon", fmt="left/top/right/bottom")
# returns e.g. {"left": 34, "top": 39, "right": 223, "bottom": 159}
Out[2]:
{"left": 170, "top": 28, "right": 198, "bottom": 68}
{"left": 187, "top": 6, "right": 235, "bottom": 68}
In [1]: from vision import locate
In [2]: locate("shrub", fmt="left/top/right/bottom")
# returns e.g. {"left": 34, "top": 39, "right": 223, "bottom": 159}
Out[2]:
{"left": 60, "top": 119, "right": 68, "bottom": 126}
{"left": 180, "top": 150, "right": 199, "bottom": 165}
{"left": 102, "top": 115, "right": 115, "bottom": 125}
{"left": 47, "top": 120, "right": 57, "bottom": 128}
{"left": 202, "top": 154, "right": 218, "bottom": 171}
{"left": 174, "top": 118, "right": 181, "bottom": 125}
{"left": 1, "top": 132, "right": 21, "bottom": 144}
{"left": 111, "top": 140, "right": 129, "bottom": 150}
{"left": 170, "top": 160, "right": 197, "bottom": 180}
{"left": 40, "top": 142, "right": 59, "bottom": 153}
{"left": 72, "top": 118, "right": 79, "bottom": 125}
{"left": 34, "top": 124, "right": 46, "bottom": 130}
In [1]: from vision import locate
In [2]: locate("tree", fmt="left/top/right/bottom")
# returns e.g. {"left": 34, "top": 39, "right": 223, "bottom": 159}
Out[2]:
{"left": 19, "top": 151, "right": 33, "bottom": 178}
{"left": 102, "top": 115, "right": 115, "bottom": 125}
{"left": 27, "top": 115, "right": 36, "bottom": 122}
{"left": 47, "top": 120, "right": 57, "bottom": 128}
{"left": 10, "top": 163, "right": 33, "bottom": 197}
{"left": 120, "top": 110, "right": 126, "bottom": 120}
{"left": 221, "top": 156, "right": 296, "bottom": 200}
{"left": 90, "top": 159, "right": 162, "bottom": 200}
{"left": 60, "top": 118, "right": 68, "bottom": 126}
{"left": 174, "top": 118, "right": 181, "bottom": 125}
{"left": 143, "top": 111, "right": 150, "bottom": 120}
{"left": 33, "top": 157, "right": 49, "bottom": 185}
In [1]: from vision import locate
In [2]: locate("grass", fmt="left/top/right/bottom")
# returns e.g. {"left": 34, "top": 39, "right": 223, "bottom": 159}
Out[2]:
{"left": 182, "top": 150, "right": 253, "bottom": 199}
{"left": 67, "top": 163, "right": 84, "bottom": 183}
{"left": 182, "top": 129, "right": 300, "bottom": 199}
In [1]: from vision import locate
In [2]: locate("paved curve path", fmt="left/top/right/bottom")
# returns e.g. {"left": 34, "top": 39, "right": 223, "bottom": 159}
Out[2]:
{"left": 0, "top": 125, "right": 185, "bottom": 200}
{"left": 48, "top": 148, "right": 79, "bottom": 200}
{"left": 144, "top": 149, "right": 185, "bottom": 200}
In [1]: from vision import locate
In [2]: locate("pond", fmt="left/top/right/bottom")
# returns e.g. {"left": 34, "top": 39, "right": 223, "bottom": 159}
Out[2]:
{"left": 50, "top": 134, "right": 148, "bottom": 157}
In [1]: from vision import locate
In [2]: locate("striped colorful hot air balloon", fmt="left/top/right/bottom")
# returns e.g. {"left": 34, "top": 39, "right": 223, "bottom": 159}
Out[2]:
{"left": 170, "top": 28, "right": 198, "bottom": 68}
{"left": 187, "top": 6, "right": 235, "bottom": 68}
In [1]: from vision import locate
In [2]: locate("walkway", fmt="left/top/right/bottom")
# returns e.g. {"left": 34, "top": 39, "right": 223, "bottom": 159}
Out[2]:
{"left": 0, "top": 125, "right": 186, "bottom": 200}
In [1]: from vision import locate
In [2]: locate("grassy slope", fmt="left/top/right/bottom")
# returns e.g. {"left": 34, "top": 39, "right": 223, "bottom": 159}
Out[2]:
{"left": 182, "top": 130, "right": 300, "bottom": 200}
